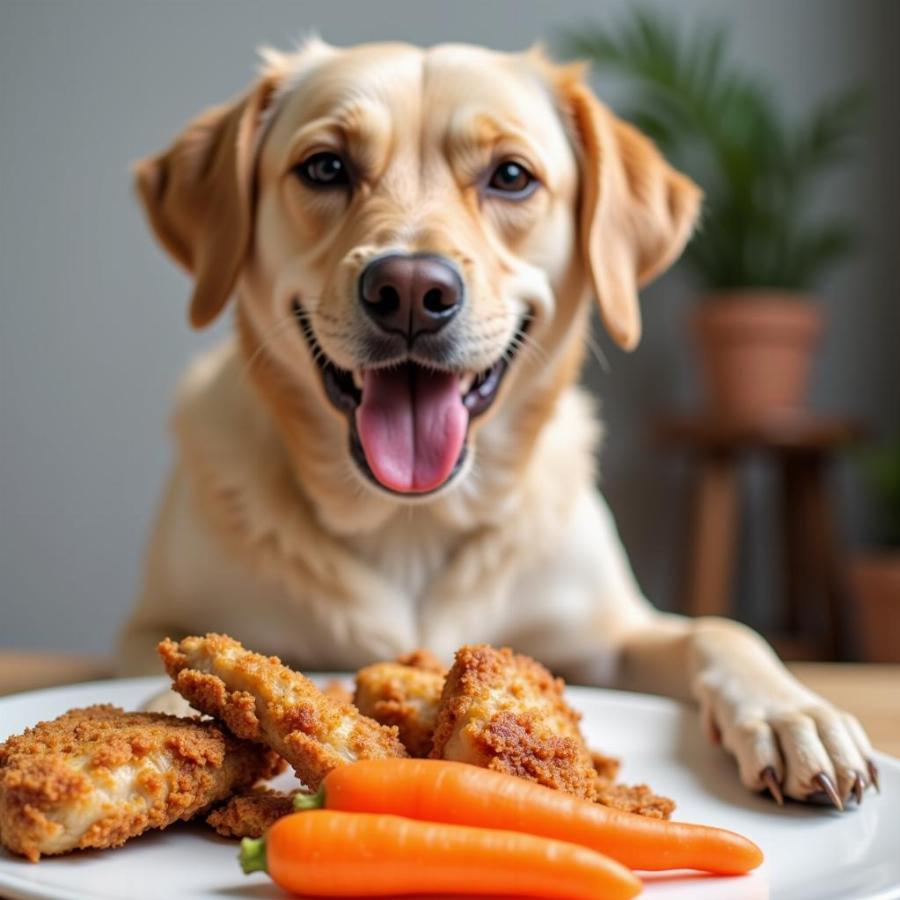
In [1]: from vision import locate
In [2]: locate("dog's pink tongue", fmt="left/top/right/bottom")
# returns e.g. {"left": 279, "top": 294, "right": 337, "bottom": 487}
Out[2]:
{"left": 356, "top": 365, "right": 468, "bottom": 494}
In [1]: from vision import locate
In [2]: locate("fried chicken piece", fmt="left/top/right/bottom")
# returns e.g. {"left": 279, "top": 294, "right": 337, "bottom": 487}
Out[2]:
{"left": 429, "top": 645, "right": 597, "bottom": 800}
{"left": 0, "top": 705, "right": 280, "bottom": 861}
{"left": 159, "top": 634, "right": 408, "bottom": 789}
{"left": 354, "top": 652, "right": 447, "bottom": 757}
{"left": 595, "top": 782, "right": 676, "bottom": 819}
{"left": 207, "top": 785, "right": 301, "bottom": 839}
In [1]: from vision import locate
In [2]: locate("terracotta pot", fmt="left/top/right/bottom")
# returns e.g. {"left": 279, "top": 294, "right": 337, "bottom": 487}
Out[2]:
{"left": 691, "top": 292, "right": 823, "bottom": 424}
{"left": 850, "top": 553, "right": 900, "bottom": 663}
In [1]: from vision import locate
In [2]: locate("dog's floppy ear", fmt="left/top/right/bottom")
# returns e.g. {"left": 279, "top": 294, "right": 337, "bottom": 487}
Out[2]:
{"left": 134, "top": 75, "right": 280, "bottom": 328}
{"left": 561, "top": 77, "right": 702, "bottom": 350}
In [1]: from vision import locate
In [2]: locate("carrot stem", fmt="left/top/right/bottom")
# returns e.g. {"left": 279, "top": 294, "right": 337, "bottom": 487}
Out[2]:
{"left": 239, "top": 837, "right": 268, "bottom": 875}
{"left": 292, "top": 787, "right": 325, "bottom": 811}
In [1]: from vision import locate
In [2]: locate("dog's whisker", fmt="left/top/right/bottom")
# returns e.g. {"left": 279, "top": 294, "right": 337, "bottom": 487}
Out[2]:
{"left": 239, "top": 297, "right": 329, "bottom": 377}
{"left": 500, "top": 330, "right": 546, "bottom": 372}
{"left": 584, "top": 326, "right": 611, "bottom": 375}
{"left": 241, "top": 314, "right": 301, "bottom": 376}
{"left": 515, "top": 331, "right": 549, "bottom": 367}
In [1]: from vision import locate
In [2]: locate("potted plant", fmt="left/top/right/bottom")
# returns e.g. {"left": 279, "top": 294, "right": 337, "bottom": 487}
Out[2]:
{"left": 851, "top": 439, "right": 900, "bottom": 662}
{"left": 562, "top": 12, "right": 865, "bottom": 423}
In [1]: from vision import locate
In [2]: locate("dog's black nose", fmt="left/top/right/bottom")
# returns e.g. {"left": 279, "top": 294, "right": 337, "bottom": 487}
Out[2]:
{"left": 359, "top": 254, "right": 463, "bottom": 340}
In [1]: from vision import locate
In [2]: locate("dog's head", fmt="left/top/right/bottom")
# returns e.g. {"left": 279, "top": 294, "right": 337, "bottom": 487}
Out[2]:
{"left": 136, "top": 40, "right": 699, "bottom": 504}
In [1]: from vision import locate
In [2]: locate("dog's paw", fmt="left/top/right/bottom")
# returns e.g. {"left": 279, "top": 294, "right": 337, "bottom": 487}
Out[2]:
{"left": 695, "top": 669, "right": 878, "bottom": 809}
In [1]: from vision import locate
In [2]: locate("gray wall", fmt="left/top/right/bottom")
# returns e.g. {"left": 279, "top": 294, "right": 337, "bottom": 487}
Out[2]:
{"left": 2, "top": 0, "right": 897, "bottom": 655}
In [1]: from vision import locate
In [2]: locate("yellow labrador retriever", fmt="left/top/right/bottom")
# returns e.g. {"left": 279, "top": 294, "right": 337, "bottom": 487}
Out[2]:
{"left": 122, "top": 39, "right": 875, "bottom": 808}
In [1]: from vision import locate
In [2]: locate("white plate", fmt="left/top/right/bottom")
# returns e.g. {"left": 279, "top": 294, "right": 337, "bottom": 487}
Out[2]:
{"left": 0, "top": 678, "right": 898, "bottom": 900}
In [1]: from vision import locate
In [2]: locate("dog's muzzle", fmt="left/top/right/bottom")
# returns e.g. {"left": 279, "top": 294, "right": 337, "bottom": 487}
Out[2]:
{"left": 293, "top": 255, "right": 528, "bottom": 497}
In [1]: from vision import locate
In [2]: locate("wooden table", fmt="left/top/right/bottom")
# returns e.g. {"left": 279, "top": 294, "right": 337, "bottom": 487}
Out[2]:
{"left": 656, "top": 414, "right": 866, "bottom": 661}
{"left": 1, "top": 652, "right": 897, "bottom": 756}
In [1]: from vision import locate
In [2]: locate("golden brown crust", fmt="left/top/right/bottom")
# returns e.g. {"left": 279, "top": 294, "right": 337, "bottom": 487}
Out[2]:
{"left": 159, "top": 634, "right": 407, "bottom": 789}
{"left": 595, "top": 782, "right": 675, "bottom": 819}
{"left": 206, "top": 786, "right": 299, "bottom": 838}
{"left": 591, "top": 749, "right": 621, "bottom": 791}
{"left": 0, "top": 705, "right": 279, "bottom": 861}
{"left": 588, "top": 749, "right": 674, "bottom": 818}
{"left": 429, "top": 645, "right": 597, "bottom": 800}
{"left": 321, "top": 680, "right": 353, "bottom": 705}
{"left": 394, "top": 649, "right": 447, "bottom": 674}
{"left": 354, "top": 655, "right": 446, "bottom": 757}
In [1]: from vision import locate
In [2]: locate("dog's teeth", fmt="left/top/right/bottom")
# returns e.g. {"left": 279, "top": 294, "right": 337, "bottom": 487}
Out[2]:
{"left": 353, "top": 370, "right": 365, "bottom": 390}
{"left": 458, "top": 373, "right": 476, "bottom": 395}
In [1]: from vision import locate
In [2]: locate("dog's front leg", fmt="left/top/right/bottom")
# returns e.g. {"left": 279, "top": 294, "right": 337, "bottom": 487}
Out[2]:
{"left": 616, "top": 613, "right": 877, "bottom": 807}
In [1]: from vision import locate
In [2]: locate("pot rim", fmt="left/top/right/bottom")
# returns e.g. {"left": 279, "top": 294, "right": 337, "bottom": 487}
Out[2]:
{"left": 691, "top": 301, "right": 824, "bottom": 341}
{"left": 697, "top": 288, "right": 819, "bottom": 305}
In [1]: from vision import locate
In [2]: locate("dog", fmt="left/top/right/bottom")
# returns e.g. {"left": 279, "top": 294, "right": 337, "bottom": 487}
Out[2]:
{"left": 121, "top": 38, "right": 875, "bottom": 808}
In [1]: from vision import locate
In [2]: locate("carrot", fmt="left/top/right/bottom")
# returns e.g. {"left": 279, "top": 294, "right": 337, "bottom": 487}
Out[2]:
{"left": 293, "top": 758, "right": 763, "bottom": 876}
{"left": 240, "top": 809, "right": 641, "bottom": 899}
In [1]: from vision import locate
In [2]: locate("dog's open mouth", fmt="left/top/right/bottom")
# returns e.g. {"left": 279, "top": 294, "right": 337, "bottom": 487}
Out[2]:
{"left": 293, "top": 300, "right": 527, "bottom": 496}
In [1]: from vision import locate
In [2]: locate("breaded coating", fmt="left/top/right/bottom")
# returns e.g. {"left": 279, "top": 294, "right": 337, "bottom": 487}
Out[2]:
{"left": 207, "top": 786, "right": 300, "bottom": 839}
{"left": 589, "top": 749, "right": 674, "bottom": 818}
{"left": 0, "top": 705, "right": 280, "bottom": 861}
{"left": 429, "top": 645, "right": 597, "bottom": 800}
{"left": 595, "top": 782, "right": 675, "bottom": 819}
{"left": 394, "top": 648, "right": 447, "bottom": 673}
{"left": 354, "top": 653, "right": 447, "bottom": 757}
{"left": 591, "top": 749, "right": 621, "bottom": 791}
{"left": 320, "top": 680, "right": 353, "bottom": 705}
{"left": 159, "top": 634, "right": 407, "bottom": 789}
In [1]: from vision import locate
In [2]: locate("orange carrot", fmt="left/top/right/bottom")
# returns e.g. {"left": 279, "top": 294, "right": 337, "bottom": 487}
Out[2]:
{"left": 294, "top": 758, "right": 763, "bottom": 876}
{"left": 240, "top": 809, "right": 641, "bottom": 899}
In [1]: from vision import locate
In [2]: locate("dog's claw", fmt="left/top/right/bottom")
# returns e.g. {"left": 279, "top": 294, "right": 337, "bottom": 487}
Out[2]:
{"left": 812, "top": 772, "right": 844, "bottom": 811}
{"left": 852, "top": 772, "right": 865, "bottom": 805}
{"left": 760, "top": 766, "right": 783, "bottom": 806}
{"left": 867, "top": 759, "right": 880, "bottom": 793}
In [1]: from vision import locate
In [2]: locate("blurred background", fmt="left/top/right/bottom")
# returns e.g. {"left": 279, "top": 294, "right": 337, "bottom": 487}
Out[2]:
{"left": 1, "top": 0, "right": 897, "bottom": 662}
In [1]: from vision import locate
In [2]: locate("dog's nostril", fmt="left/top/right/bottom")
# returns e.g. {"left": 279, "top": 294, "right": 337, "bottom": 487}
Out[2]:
{"left": 376, "top": 285, "right": 401, "bottom": 314}
{"left": 423, "top": 288, "right": 446, "bottom": 314}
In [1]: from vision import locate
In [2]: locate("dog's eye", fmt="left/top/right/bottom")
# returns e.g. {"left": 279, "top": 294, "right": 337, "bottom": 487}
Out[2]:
{"left": 294, "top": 152, "right": 350, "bottom": 189}
{"left": 487, "top": 160, "right": 537, "bottom": 198}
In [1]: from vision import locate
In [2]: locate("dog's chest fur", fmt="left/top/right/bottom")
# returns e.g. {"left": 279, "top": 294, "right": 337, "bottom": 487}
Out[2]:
{"left": 351, "top": 513, "right": 457, "bottom": 606}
